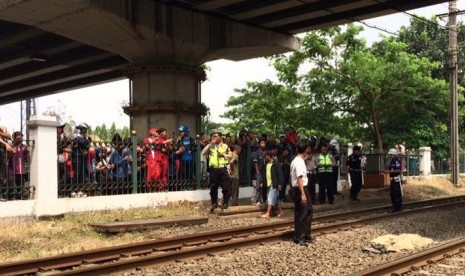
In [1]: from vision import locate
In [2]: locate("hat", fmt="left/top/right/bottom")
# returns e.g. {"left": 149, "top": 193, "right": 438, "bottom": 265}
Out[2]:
{"left": 77, "top": 123, "right": 88, "bottom": 129}
{"left": 388, "top": 148, "right": 398, "bottom": 155}
{"left": 279, "top": 134, "right": 285, "bottom": 139}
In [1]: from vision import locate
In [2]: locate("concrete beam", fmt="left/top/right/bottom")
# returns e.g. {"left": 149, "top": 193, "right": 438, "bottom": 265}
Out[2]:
{"left": 0, "top": 0, "right": 299, "bottom": 64}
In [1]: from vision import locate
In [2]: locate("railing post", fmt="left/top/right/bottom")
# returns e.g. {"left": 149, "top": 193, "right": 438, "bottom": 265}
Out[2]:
{"left": 27, "top": 115, "right": 62, "bottom": 218}
{"left": 419, "top": 147, "right": 431, "bottom": 177}
{"left": 195, "top": 135, "right": 201, "bottom": 190}
{"left": 131, "top": 130, "right": 138, "bottom": 194}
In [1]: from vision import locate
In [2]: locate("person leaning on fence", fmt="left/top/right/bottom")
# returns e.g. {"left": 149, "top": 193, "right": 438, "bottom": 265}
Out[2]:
{"left": 384, "top": 148, "right": 403, "bottom": 213}
{"left": 202, "top": 131, "right": 232, "bottom": 212}
{"left": 8, "top": 131, "right": 30, "bottom": 199}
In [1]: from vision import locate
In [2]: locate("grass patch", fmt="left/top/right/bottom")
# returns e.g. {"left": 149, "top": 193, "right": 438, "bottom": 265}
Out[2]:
{"left": 0, "top": 200, "right": 209, "bottom": 262}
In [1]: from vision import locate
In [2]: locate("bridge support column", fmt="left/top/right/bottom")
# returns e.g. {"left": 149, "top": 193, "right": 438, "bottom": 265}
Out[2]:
{"left": 124, "top": 65, "right": 206, "bottom": 138}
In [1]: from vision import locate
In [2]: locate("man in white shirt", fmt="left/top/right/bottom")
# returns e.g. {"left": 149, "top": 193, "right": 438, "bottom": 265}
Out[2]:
{"left": 290, "top": 142, "right": 313, "bottom": 246}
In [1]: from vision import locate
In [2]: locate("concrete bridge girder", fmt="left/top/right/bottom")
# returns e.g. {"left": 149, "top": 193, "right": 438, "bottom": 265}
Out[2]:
{"left": 0, "top": 0, "right": 299, "bottom": 136}
{"left": 0, "top": 0, "right": 299, "bottom": 64}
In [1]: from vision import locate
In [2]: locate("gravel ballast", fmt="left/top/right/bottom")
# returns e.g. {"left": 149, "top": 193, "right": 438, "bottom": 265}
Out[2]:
{"left": 123, "top": 205, "right": 465, "bottom": 276}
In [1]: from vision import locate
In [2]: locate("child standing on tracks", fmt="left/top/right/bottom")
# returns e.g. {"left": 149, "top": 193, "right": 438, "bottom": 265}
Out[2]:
{"left": 261, "top": 150, "right": 284, "bottom": 219}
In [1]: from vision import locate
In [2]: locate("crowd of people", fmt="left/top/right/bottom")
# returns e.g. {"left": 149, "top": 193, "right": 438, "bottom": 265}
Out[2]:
{"left": 56, "top": 123, "right": 199, "bottom": 195}
{"left": 0, "top": 128, "right": 30, "bottom": 200}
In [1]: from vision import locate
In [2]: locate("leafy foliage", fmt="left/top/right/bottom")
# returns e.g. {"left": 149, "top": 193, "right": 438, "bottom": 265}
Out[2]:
{"left": 222, "top": 24, "right": 453, "bottom": 156}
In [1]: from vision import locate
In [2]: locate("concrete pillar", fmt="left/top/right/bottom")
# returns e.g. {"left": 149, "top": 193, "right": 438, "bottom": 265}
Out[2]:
{"left": 124, "top": 65, "right": 206, "bottom": 138}
{"left": 419, "top": 147, "right": 432, "bottom": 177}
{"left": 347, "top": 143, "right": 353, "bottom": 156}
{"left": 27, "top": 115, "right": 63, "bottom": 218}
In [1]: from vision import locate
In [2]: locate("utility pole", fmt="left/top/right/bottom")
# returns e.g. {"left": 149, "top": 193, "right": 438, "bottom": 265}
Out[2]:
{"left": 449, "top": 0, "right": 459, "bottom": 186}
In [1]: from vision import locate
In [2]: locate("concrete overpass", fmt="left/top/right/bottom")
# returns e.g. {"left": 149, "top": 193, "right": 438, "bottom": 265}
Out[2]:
{"left": 0, "top": 0, "right": 448, "bottom": 136}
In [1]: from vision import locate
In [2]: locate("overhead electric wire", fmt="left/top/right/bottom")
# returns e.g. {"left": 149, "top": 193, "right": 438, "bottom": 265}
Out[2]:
{"left": 356, "top": 20, "right": 399, "bottom": 36}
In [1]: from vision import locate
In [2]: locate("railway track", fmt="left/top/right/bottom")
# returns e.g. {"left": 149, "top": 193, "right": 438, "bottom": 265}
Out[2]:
{"left": 2, "top": 195, "right": 465, "bottom": 275}
{"left": 355, "top": 238, "right": 465, "bottom": 275}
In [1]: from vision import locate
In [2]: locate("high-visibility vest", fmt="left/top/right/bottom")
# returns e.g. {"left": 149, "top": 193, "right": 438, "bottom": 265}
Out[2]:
{"left": 318, "top": 154, "right": 333, "bottom": 173}
{"left": 209, "top": 143, "right": 230, "bottom": 168}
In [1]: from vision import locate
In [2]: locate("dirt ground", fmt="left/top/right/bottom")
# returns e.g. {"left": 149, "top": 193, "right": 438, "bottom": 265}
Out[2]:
{"left": 0, "top": 176, "right": 464, "bottom": 262}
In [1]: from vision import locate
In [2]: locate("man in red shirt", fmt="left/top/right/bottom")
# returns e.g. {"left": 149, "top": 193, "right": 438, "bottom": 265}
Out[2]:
{"left": 155, "top": 128, "right": 173, "bottom": 191}
{"left": 144, "top": 128, "right": 159, "bottom": 192}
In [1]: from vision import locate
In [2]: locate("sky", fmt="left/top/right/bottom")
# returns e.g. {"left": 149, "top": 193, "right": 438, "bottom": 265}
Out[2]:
{"left": 0, "top": 1, "right": 462, "bottom": 132}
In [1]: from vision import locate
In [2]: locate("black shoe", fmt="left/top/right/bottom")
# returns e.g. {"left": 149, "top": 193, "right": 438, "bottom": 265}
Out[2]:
{"left": 293, "top": 239, "right": 307, "bottom": 246}
{"left": 210, "top": 204, "right": 218, "bottom": 212}
{"left": 221, "top": 204, "right": 229, "bottom": 210}
{"left": 304, "top": 236, "right": 314, "bottom": 243}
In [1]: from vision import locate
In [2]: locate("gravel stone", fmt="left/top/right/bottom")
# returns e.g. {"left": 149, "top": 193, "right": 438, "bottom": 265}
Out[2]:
{"left": 119, "top": 204, "right": 465, "bottom": 276}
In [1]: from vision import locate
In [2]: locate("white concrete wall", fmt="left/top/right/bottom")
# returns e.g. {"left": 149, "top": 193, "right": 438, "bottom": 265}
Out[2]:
{"left": 0, "top": 187, "right": 254, "bottom": 219}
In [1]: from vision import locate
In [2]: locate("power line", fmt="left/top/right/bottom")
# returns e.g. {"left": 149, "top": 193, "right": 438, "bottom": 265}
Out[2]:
{"left": 401, "top": 10, "right": 463, "bottom": 34}
{"left": 356, "top": 20, "right": 399, "bottom": 36}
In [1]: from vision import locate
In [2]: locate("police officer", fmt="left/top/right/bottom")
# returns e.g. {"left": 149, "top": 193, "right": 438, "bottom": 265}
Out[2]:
{"left": 316, "top": 144, "right": 335, "bottom": 204}
{"left": 384, "top": 148, "right": 403, "bottom": 212}
{"left": 346, "top": 145, "right": 364, "bottom": 201}
{"left": 202, "top": 131, "right": 232, "bottom": 212}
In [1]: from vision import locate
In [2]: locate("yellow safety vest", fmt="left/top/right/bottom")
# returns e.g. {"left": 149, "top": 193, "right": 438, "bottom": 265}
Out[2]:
{"left": 209, "top": 143, "right": 230, "bottom": 168}
{"left": 318, "top": 154, "right": 333, "bottom": 173}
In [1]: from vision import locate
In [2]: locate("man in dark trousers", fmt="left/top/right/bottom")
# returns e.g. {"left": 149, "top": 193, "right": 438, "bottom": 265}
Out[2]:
{"left": 346, "top": 145, "right": 364, "bottom": 201}
{"left": 316, "top": 144, "right": 335, "bottom": 204}
{"left": 384, "top": 148, "right": 403, "bottom": 212}
{"left": 290, "top": 142, "right": 313, "bottom": 246}
{"left": 202, "top": 131, "right": 232, "bottom": 212}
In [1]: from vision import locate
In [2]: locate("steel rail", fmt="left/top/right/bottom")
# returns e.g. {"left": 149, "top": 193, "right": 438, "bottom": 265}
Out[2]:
{"left": 48, "top": 201, "right": 465, "bottom": 275}
{"left": 1, "top": 195, "right": 465, "bottom": 275}
{"left": 354, "top": 238, "right": 465, "bottom": 276}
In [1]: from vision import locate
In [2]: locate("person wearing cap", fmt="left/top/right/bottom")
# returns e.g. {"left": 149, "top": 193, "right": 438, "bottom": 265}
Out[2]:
{"left": 384, "top": 148, "right": 403, "bottom": 212}
{"left": 346, "top": 145, "right": 364, "bottom": 201}
{"left": 72, "top": 123, "right": 90, "bottom": 184}
{"left": 261, "top": 150, "right": 284, "bottom": 219}
{"left": 155, "top": 128, "right": 173, "bottom": 190}
{"left": 202, "top": 131, "right": 232, "bottom": 211}
{"left": 174, "top": 125, "right": 195, "bottom": 181}
{"left": 144, "top": 128, "right": 159, "bottom": 192}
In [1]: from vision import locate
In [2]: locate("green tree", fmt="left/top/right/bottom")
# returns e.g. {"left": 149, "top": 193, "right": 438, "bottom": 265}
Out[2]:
{"left": 100, "top": 123, "right": 108, "bottom": 141}
{"left": 121, "top": 126, "right": 130, "bottom": 140}
{"left": 109, "top": 122, "right": 117, "bottom": 140}
{"left": 223, "top": 24, "right": 451, "bottom": 154}
{"left": 273, "top": 25, "right": 450, "bottom": 152}
{"left": 222, "top": 80, "right": 301, "bottom": 135}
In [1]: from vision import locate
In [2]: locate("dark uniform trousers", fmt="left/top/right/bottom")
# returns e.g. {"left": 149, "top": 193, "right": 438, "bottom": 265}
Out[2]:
{"left": 332, "top": 166, "right": 339, "bottom": 194}
{"left": 390, "top": 175, "right": 403, "bottom": 212}
{"left": 318, "top": 172, "right": 334, "bottom": 204}
{"left": 209, "top": 167, "right": 231, "bottom": 206}
{"left": 293, "top": 186, "right": 313, "bottom": 241}
{"left": 349, "top": 170, "right": 363, "bottom": 200}
{"left": 307, "top": 172, "right": 317, "bottom": 203}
